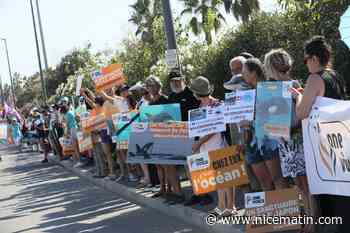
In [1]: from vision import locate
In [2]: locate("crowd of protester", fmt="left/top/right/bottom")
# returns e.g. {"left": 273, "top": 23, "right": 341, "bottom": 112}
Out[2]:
{"left": 1, "top": 35, "right": 349, "bottom": 233}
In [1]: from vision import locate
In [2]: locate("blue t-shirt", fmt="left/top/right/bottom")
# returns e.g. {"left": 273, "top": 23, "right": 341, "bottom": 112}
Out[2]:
{"left": 64, "top": 111, "right": 77, "bottom": 130}
{"left": 10, "top": 123, "right": 22, "bottom": 139}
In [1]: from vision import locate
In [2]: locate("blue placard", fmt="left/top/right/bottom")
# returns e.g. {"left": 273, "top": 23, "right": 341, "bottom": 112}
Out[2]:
{"left": 139, "top": 104, "right": 181, "bottom": 123}
{"left": 255, "top": 81, "right": 293, "bottom": 148}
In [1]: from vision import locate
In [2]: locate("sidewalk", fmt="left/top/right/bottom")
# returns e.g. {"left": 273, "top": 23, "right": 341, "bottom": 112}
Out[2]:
{"left": 49, "top": 154, "right": 245, "bottom": 233}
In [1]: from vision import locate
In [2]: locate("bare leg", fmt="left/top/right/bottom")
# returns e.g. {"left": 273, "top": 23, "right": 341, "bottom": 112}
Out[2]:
{"left": 102, "top": 142, "right": 115, "bottom": 176}
{"left": 141, "top": 164, "right": 150, "bottom": 184}
{"left": 165, "top": 165, "right": 181, "bottom": 194}
{"left": 217, "top": 189, "right": 226, "bottom": 211}
{"left": 156, "top": 165, "right": 166, "bottom": 193}
{"left": 251, "top": 162, "right": 275, "bottom": 191}
{"left": 265, "top": 157, "right": 289, "bottom": 189}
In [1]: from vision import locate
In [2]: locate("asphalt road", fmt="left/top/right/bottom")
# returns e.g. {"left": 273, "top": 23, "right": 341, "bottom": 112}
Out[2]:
{"left": 0, "top": 146, "right": 202, "bottom": 233}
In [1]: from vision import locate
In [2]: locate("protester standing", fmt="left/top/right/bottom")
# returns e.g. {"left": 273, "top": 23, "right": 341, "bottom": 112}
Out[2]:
{"left": 242, "top": 58, "right": 288, "bottom": 190}
{"left": 144, "top": 76, "right": 169, "bottom": 198}
{"left": 190, "top": 76, "right": 233, "bottom": 212}
{"left": 296, "top": 36, "right": 348, "bottom": 233}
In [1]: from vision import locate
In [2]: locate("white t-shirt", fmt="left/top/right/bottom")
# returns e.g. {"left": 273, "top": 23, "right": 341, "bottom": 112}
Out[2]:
{"left": 113, "top": 98, "right": 129, "bottom": 113}
{"left": 200, "top": 133, "right": 226, "bottom": 153}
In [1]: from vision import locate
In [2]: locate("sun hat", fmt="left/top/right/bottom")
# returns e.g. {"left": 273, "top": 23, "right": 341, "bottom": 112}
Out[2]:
{"left": 189, "top": 76, "right": 214, "bottom": 96}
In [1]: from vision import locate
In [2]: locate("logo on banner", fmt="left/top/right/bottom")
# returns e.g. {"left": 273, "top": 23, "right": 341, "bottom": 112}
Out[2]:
{"left": 318, "top": 121, "right": 350, "bottom": 176}
{"left": 245, "top": 192, "right": 266, "bottom": 208}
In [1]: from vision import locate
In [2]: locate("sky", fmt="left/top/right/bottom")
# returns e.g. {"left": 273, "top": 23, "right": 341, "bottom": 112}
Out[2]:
{"left": 0, "top": 0, "right": 279, "bottom": 85}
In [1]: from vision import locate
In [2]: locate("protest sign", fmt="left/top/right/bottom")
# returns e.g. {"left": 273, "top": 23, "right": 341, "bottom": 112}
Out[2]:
{"left": 111, "top": 111, "right": 138, "bottom": 148}
{"left": 303, "top": 97, "right": 350, "bottom": 196}
{"left": 0, "top": 122, "right": 7, "bottom": 140}
{"left": 245, "top": 188, "right": 301, "bottom": 233}
{"left": 188, "top": 103, "right": 226, "bottom": 138}
{"left": 91, "top": 63, "right": 125, "bottom": 92}
{"left": 76, "top": 75, "right": 83, "bottom": 96}
{"left": 224, "top": 89, "right": 255, "bottom": 124}
{"left": 187, "top": 145, "right": 248, "bottom": 195}
{"left": 127, "top": 122, "right": 192, "bottom": 165}
{"left": 81, "top": 110, "right": 107, "bottom": 134}
{"left": 255, "top": 81, "right": 293, "bottom": 147}
{"left": 59, "top": 137, "right": 74, "bottom": 156}
{"left": 77, "top": 131, "right": 93, "bottom": 153}
{"left": 139, "top": 104, "right": 181, "bottom": 123}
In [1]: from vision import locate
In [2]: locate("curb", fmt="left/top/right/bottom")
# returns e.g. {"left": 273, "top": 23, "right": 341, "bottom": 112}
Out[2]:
{"left": 49, "top": 155, "right": 244, "bottom": 233}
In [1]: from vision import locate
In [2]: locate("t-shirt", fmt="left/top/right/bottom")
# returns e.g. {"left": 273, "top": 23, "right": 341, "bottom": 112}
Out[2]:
{"left": 198, "top": 97, "right": 226, "bottom": 152}
{"left": 113, "top": 98, "right": 129, "bottom": 113}
{"left": 64, "top": 111, "right": 78, "bottom": 130}
{"left": 168, "top": 87, "right": 200, "bottom": 121}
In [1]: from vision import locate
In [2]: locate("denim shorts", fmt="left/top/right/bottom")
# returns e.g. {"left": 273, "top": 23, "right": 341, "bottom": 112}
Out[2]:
{"left": 245, "top": 138, "right": 279, "bottom": 165}
{"left": 99, "top": 129, "right": 112, "bottom": 144}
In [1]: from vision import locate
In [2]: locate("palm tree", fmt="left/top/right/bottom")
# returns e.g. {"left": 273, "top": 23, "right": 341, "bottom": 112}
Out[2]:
{"left": 222, "top": 0, "right": 260, "bottom": 22}
{"left": 180, "top": 0, "right": 226, "bottom": 45}
{"left": 180, "top": 0, "right": 260, "bottom": 44}
{"left": 129, "top": 0, "right": 162, "bottom": 43}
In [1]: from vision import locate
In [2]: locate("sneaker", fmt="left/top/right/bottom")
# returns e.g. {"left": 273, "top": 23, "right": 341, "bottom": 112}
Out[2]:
{"left": 74, "top": 162, "right": 83, "bottom": 168}
{"left": 184, "top": 195, "right": 201, "bottom": 206}
{"left": 128, "top": 174, "right": 138, "bottom": 182}
{"left": 115, "top": 175, "right": 126, "bottom": 182}
{"left": 41, "top": 158, "right": 49, "bottom": 163}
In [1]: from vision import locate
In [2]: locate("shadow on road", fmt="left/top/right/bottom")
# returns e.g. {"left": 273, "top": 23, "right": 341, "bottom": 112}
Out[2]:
{"left": 0, "top": 151, "right": 197, "bottom": 233}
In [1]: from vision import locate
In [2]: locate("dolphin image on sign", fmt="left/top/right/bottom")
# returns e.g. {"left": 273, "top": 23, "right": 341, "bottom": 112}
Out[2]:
{"left": 145, "top": 112, "right": 175, "bottom": 122}
{"left": 129, "top": 142, "right": 154, "bottom": 159}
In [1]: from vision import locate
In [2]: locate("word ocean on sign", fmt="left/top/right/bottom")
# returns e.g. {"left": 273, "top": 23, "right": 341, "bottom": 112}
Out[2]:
{"left": 187, "top": 145, "right": 249, "bottom": 195}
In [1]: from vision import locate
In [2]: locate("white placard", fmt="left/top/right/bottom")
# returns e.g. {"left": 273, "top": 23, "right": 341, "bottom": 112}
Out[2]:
{"left": 165, "top": 49, "right": 178, "bottom": 69}
{"left": 188, "top": 103, "right": 226, "bottom": 138}
{"left": 76, "top": 75, "right": 83, "bottom": 96}
{"left": 302, "top": 96, "right": 350, "bottom": 196}
{"left": 224, "top": 89, "right": 256, "bottom": 124}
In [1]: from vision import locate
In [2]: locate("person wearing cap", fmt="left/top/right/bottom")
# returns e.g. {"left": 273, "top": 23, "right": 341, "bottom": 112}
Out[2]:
{"left": 189, "top": 76, "right": 234, "bottom": 213}
{"left": 33, "top": 110, "right": 51, "bottom": 163}
{"left": 162, "top": 71, "right": 200, "bottom": 205}
{"left": 60, "top": 104, "right": 81, "bottom": 167}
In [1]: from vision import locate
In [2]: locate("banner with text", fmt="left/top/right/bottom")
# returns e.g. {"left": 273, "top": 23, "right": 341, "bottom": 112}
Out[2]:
{"left": 127, "top": 122, "right": 192, "bottom": 165}
{"left": 302, "top": 97, "right": 350, "bottom": 196}
{"left": 92, "top": 63, "right": 126, "bottom": 92}
{"left": 187, "top": 145, "right": 248, "bottom": 195}
{"left": 81, "top": 111, "right": 107, "bottom": 134}
{"left": 77, "top": 131, "right": 93, "bottom": 153}
{"left": 188, "top": 103, "right": 226, "bottom": 138}
{"left": 245, "top": 188, "right": 301, "bottom": 233}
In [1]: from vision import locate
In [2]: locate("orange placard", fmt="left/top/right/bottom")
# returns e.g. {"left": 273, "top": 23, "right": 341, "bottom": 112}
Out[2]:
{"left": 245, "top": 188, "right": 302, "bottom": 233}
{"left": 187, "top": 145, "right": 249, "bottom": 195}
{"left": 77, "top": 131, "right": 93, "bottom": 153}
{"left": 93, "top": 63, "right": 126, "bottom": 92}
{"left": 59, "top": 137, "right": 74, "bottom": 156}
{"left": 81, "top": 110, "right": 107, "bottom": 134}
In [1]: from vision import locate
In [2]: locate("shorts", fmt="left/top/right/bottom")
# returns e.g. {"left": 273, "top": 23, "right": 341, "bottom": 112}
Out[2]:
{"left": 245, "top": 138, "right": 279, "bottom": 165}
{"left": 70, "top": 128, "right": 78, "bottom": 140}
{"left": 99, "top": 129, "right": 112, "bottom": 144}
